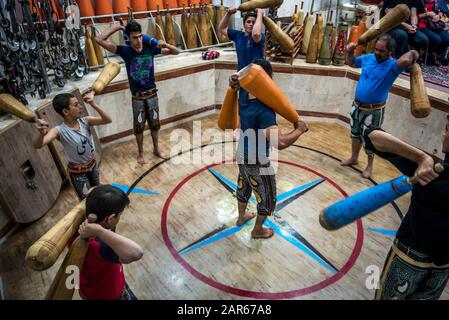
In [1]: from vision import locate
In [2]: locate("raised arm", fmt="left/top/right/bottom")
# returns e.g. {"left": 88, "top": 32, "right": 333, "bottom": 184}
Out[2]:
{"left": 252, "top": 9, "right": 264, "bottom": 43}
{"left": 79, "top": 220, "right": 143, "bottom": 264}
{"left": 82, "top": 91, "right": 112, "bottom": 126}
{"left": 218, "top": 6, "right": 237, "bottom": 37}
{"left": 397, "top": 49, "right": 419, "bottom": 69}
{"left": 34, "top": 119, "right": 59, "bottom": 148}
{"left": 95, "top": 22, "right": 123, "bottom": 54}
{"left": 345, "top": 43, "right": 357, "bottom": 68}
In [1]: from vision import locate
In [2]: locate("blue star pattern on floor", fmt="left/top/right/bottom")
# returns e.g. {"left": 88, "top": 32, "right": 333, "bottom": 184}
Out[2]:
{"left": 177, "top": 167, "right": 339, "bottom": 274}
{"left": 367, "top": 228, "right": 397, "bottom": 237}
{"left": 111, "top": 183, "right": 159, "bottom": 195}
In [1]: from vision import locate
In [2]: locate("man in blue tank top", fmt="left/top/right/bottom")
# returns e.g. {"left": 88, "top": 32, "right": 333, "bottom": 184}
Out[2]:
{"left": 341, "top": 33, "right": 418, "bottom": 179}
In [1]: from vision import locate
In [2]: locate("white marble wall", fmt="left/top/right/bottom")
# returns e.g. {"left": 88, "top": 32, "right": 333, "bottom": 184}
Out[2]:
{"left": 214, "top": 68, "right": 448, "bottom": 159}
{"left": 89, "top": 69, "right": 216, "bottom": 139}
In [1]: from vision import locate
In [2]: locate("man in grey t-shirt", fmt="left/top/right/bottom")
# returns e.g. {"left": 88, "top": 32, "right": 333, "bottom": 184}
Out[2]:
{"left": 34, "top": 91, "right": 112, "bottom": 200}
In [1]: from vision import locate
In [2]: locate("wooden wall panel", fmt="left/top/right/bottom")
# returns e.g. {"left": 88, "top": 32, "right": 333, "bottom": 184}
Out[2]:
{"left": 0, "top": 121, "right": 62, "bottom": 223}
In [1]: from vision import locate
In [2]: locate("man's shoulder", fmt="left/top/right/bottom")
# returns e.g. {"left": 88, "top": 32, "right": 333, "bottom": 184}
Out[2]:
{"left": 229, "top": 28, "right": 244, "bottom": 38}
{"left": 358, "top": 53, "right": 375, "bottom": 65}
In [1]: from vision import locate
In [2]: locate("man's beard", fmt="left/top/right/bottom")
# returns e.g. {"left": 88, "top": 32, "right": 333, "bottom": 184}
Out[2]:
{"left": 375, "top": 54, "right": 385, "bottom": 62}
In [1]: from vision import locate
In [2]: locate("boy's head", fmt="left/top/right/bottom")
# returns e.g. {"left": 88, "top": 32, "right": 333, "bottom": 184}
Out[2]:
{"left": 243, "top": 11, "right": 257, "bottom": 34}
{"left": 86, "top": 185, "right": 130, "bottom": 228}
{"left": 125, "top": 21, "right": 143, "bottom": 52}
{"left": 52, "top": 93, "right": 82, "bottom": 119}
{"left": 253, "top": 59, "right": 273, "bottom": 78}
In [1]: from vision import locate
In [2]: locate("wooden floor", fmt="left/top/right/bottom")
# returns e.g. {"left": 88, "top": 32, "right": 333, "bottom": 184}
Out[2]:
{"left": 1, "top": 113, "right": 448, "bottom": 300}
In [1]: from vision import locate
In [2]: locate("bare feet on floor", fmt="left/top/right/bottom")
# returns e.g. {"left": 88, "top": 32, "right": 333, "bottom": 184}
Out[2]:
{"left": 251, "top": 227, "right": 275, "bottom": 239}
{"left": 236, "top": 211, "right": 256, "bottom": 226}
{"left": 361, "top": 167, "right": 372, "bottom": 179}
{"left": 340, "top": 158, "right": 359, "bottom": 166}
{"left": 137, "top": 155, "right": 149, "bottom": 165}
{"left": 154, "top": 150, "right": 169, "bottom": 160}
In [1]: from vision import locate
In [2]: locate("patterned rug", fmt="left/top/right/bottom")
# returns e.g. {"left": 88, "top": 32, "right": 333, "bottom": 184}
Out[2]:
{"left": 420, "top": 65, "right": 449, "bottom": 89}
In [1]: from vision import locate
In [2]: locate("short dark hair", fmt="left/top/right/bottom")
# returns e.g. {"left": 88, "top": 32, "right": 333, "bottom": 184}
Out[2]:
{"left": 52, "top": 93, "right": 75, "bottom": 117}
{"left": 243, "top": 11, "right": 257, "bottom": 23}
{"left": 125, "top": 20, "right": 142, "bottom": 36}
{"left": 86, "top": 185, "right": 130, "bottom": 223}
{"left": 376, "top": 33, "right": 396, "bottom": 54}
{"left": 253, "top": 59, "right": 272, "bottom": 78}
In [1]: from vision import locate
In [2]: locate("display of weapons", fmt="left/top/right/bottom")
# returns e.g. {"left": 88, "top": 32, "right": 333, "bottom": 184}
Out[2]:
{"left": 90, "top": 26, "right": 104, "bottom": 66}
{"left": 317, "top": 13, "right": 323, "bottom": 56}
{"left": 355, "top": 16, "right": 367, "bottom": 56}
{"left": 187, "top": 5, "right": 198, "bottom": 48}
{"left": 306, "top": 14, "right": 319, "bottom": 63}
{"left": 216, "top": 0, "right": 228, "bottom": 42}
{"left": 263, "top": 16, "right": 294, "bottom": 53}
{"left": 206, "top": 3, "right": 216, "bottom": 43}
{"left": 85, "top": 26, "right": 98, "bottom": 70}
{"left": 199, "top": 4, "right": 212, "bottom": 46}
{"left": 164, "top": 4, "right": 176, "bottom": 45}
{"left": 347, "top": 23, "right": 359, "bottom": 46}
{"left": 332, "top": 15, "right": 348, "bottom": 66}
{"left": 292, "top": 4, "right": 300, "bottom": 25}
{"left": 319, "top": 21, "right": 334, "bottom": 65}
{"left": 293, "top": 2, "right": 305, "bottom": 26}
{"left": 206, "top": 3, "right": 215, "bottom": 26}
{"left": 155, "top": 5, "right": 165, "bottom": 40}
{"left": 239, "top": 0, "right": 284, "bottom": 11}
{"left": 330, "top": 10, "right": 336, "bottom": 52}
{"left": 193, "top": 4, "right": 199, "bottom": 26}
{"left": 300, "top": 0, "right": 315, "bottom": 55}
{"left": 181, "top": 5, "right": 189, "bottom": 48}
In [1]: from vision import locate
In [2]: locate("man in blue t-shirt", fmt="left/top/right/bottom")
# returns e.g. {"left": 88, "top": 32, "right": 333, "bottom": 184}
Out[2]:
{"left": 341, "top": 33, "right": 418, "bottom": 179}
{"left": 96, "top": 21, "right": 180, "bottom": 164}
{"left": 218, "top": 7, "right": 265, "bottom": 71}
{"left": 231, "top": 60, "right": 309, "bottom": 239}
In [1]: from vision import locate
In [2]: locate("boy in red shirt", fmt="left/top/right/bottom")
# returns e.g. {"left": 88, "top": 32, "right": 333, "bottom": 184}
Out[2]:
{"left": 78, "top": 185, "right": 143, "bottom": 300}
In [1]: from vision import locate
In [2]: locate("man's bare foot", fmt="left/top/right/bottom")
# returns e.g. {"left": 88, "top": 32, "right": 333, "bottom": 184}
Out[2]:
{"left": 154, "top": 150, "right": 169, "bottom": 160}
{"left": 251, "top": 227, "right": 275, "bottom": 239}
{"left": 341, "top": 158, "right": 359, "bottom": 166}
{"left": 361, "top": 167, "right": 372, "bottom": 179}
{"left": 137, "top": 155, "right": 149, "bottom": 165}
{"left": 236, "top": 211, "right": 256, "bottom": 226}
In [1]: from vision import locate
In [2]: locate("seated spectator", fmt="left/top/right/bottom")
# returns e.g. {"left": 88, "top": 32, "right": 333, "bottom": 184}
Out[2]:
{"left": 418, "top": 0, "right": 449, "bottom": 65}
{"left": 383, "top": 0, "right": 428, "bottom": 58}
